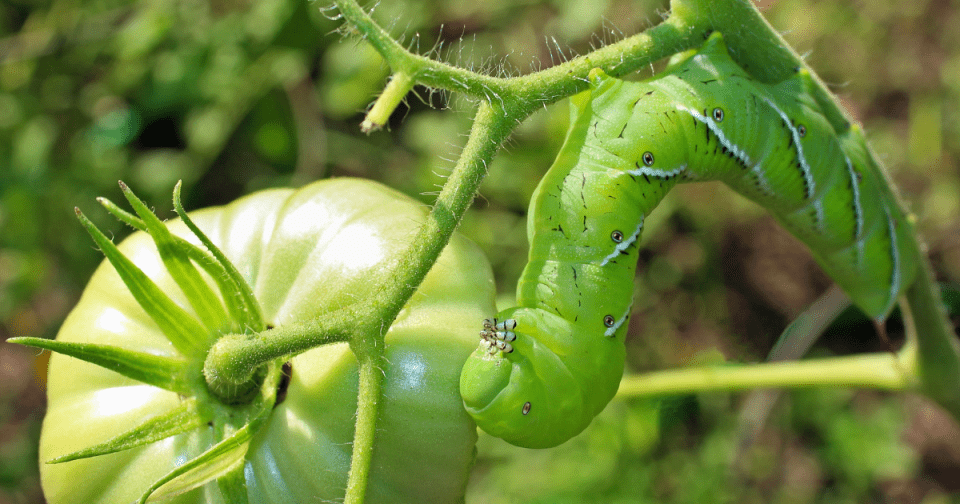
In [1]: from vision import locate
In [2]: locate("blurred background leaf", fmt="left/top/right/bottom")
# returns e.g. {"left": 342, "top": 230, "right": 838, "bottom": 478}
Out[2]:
{"left": 1, "top": 0, "right": 958, "bottom": 502}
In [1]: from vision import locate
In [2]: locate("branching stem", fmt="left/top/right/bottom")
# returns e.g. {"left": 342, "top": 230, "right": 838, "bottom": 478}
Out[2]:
{"left": 342, "top": 101, "right": 512, "bottom": 504}
{"left": 203, "top": 312, "right": 356, "bottom": 400}
{"left": 361, "top": 71, "right": 414, "bottom": 132}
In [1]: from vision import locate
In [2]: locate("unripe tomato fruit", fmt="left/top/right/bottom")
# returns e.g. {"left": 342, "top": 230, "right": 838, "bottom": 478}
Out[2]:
{"left": 37, "top": 178, "right": 496, "bottom": 503}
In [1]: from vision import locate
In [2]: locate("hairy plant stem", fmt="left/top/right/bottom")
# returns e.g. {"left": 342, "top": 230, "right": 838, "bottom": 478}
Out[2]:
{"left": 204, "top": 314, "right": 355, "bottom": 401}
{"left": 343, "top": 102, "right": 512, "bottom": 504}
{"left": 344, "top": 347, "right": 384, "bottom": 504}
{"left": 334, "top": 0, "right": 709, "bottom": 118}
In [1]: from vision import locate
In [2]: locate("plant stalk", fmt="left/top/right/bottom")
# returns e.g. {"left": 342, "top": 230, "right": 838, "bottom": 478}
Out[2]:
{"left": 616, "top": 351, "right": 917, "bottom": 398}
{"left": 344, "top": 349, "right": 385, "bottom": 504}
{"left": 906, "top": 249, "right": 960, "bottom": 416}
{"left": 203, "top": 315, "right": 354, "bottom": 401}
{"left": 341, "top": 101, "right": 513, "bottom": 501}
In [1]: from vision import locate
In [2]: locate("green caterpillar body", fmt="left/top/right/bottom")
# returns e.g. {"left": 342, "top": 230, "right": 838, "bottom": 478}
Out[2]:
{"left": 459, "top": 32, "right": 919, "bottom": 448}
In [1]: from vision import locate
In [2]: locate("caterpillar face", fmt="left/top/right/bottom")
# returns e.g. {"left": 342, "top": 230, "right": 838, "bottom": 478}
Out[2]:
{"left": 460, "top": 307, "right": 626, "bottom": 448}
{"left": 460, "top": 32, "right": 918, "bottom": 449}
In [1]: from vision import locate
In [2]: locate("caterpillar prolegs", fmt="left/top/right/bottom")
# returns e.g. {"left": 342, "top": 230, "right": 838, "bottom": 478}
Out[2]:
{"left": 459, "top": 32, "right": 919, "bottom": 448}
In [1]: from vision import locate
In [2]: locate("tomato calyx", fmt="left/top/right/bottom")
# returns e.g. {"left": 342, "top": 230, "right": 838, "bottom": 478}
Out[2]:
{"left": 205, "top": 356, "right": 269, "bottom": 405}
{"left": 10, "top": 181, "right": 284, "bottom": 503}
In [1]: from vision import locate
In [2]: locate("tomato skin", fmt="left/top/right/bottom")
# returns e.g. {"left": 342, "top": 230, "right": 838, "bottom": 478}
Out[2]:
{"left": 39, "top": 179, "right": 496, "bottom": 503}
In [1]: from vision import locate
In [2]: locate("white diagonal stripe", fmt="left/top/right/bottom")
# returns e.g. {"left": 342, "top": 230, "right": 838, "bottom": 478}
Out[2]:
{"left": 759, "top": 97, "right": 816, "bottom": 200}
{"left": 843, "top": 154, "right": 865, "bottom": 266}
{"left": 675, "top": 104, "right": 773, "bottom": 195}
{"left": 627, "top": 164, "right": 687, "bottom": 179}
{"left": 604, "top": 304, "right": 632, "bottom": 337}
{"left": 599, "top": 219, "right": 643, "bottom": 266}
{"left": 675, "top": 104, "right": 753, "bottom": 165}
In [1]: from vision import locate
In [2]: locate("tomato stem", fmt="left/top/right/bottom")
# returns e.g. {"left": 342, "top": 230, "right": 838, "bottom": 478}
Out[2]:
{"left": 344, "top": 349, "right": 385, "bottom": 504}
{"left": 615, "top": 351, "right": 917, "bottom": 398}
{"left": 202, "top": 315, "right": 354, "bottom": 403}
{"left": 905, "top": 250, "right": 960, "bottom": 416}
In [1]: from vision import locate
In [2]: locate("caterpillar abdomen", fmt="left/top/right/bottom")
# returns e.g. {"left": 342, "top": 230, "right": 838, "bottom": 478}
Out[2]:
{"left": 460, "top": 32, "right": 918, "bottom": 448}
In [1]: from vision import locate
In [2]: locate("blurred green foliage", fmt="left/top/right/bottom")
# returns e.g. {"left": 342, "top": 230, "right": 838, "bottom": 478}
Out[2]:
{"left": 1, "top": 0, "right": 959, "bottom": 502}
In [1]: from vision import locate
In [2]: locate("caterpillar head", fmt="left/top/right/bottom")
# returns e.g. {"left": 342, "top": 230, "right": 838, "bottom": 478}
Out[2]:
{"left": 459, "top": 308, "right": 626, "bottom": 448}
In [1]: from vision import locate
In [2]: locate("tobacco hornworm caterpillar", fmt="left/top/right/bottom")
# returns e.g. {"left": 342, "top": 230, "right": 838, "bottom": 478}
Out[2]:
{"left": 459, "top": 32, "right": 919, "bottom": 448}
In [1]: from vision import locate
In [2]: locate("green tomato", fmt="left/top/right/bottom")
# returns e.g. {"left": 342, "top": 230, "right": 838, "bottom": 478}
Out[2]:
{"left": 38, "top": 178, "right": 496, "bottom": 503}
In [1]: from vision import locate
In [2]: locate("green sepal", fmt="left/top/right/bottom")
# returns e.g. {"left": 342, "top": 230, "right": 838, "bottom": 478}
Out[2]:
{"left": 45, "top": 399, "right": 207, "bottom": 464}
{"left": 75, "top": 207, "right": 207, "bottom": 357}
{"left": 173, "top": 181, "right": 265, "bottom": 332}
{"left": 119, "top": 181, "right": 230, "bottom": 335}
{"left": 101, "top": 184, "right": 264, "bottom": 332}
{"left": 7, "top": 337, "right": 192, "bottom": 395}
{"left": 140, "top": 424, "right": 251, "bottom": 504}
{"left": 138, "top": 362, "right": 282, "bottom": 503}
{"left": 216, "top": 462, "right": 250, "bottom": 504}
{"left": 96, "top": 196, "right": 147, "bottom": 231}
{"left": 99, "top": 194, "right": 256, "bottom": 333}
